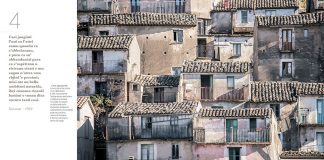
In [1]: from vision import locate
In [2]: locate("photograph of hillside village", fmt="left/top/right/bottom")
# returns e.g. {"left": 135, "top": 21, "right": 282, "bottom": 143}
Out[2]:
{"left": 76, "top": 0, "right": 324, "bottom": 159}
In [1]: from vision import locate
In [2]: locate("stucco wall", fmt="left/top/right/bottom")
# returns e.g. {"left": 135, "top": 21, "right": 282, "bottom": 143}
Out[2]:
{"left": 77, "top": 101, "right": 95, "bottom": 160}
{"left": 107, "top": 140, "right": 193, "bottom": 160}
{"left": 77, "top": 74, "right": 127, "bottom": 105}
{"left": 255, "top": 25, "right": 323, "bottom": 82}
{"left": 181, "top": 73, "right": 250, "bottom": 101}
{"left": 214, "top": 36, "right": 253, "bottom": 62}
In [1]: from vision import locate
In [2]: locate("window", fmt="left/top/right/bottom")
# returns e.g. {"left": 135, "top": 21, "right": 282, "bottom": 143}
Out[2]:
{"left": 99, "top": 31, "right": 109, "bottom": 36}
{"left": 227, "top": 76, "right": 235, "bottom": 89}
{"left": 133, "top": 84, "right": 139, "bottom": 91}
{"left": 141, "top": 144, "right": 154, "bottom": 160}
{"left": 316, "top": 132, "right": 324, "bottom": 152}
{"left": 211, "top": 106, "right": 223, "bottom": 109}
{"left": 173, "top": 30, "right": 183, "bottom": 43}
{"left": 233, "top": 43, "right": 241, "bottom": 56}
{"left": 250, "top": 118, "right": 256, "bottom": 130}
{"left": 131, "top": 0, "right": 140, "bottom": 12}
{"left": 282, "top": 62, "right": 292, "bottom": 77}
{"left": 92, "top": 51, "right": 104, "bottom": 73}
{"left": 228, "top": 147, "right": 241, "bottom": 160}
{"left": 171, "top": 67, "right": 181, "bottom": 76}
{"left": 172, "top": 144, "right": 179, "bottom": 159}
{"left": 317, "top": 99, "right": 324, "bottom": 123}
{"left": 198, "top": 19, "right": 208, "bottom": 35}
{"left": 84, "top": 116, "right": 90, "bottom": 139}
{"left": 281, "top": 29, "right": 293, "bottom": 51}
{"left": 304, "top": 29, "right": 308, "bottom": 38}
{"left": 95, "top": 81, "right": 107, "bottom": 95}
{"left": 270, "top": 104, "right": 280, "bottom": 118}
{"left": 142, "top": 117, "right": 152, "bottom": 129}
{"left": 265, "top": 10, "right": 276, "bottom": 16}
{"left": 241, "top": 11, "right": 248, "bottom": 23}
{"left": 170, "top": 116, "right": 179, "bottom": 126}
{"left": 175, "top": 0, "right": 185, "bottom": 13}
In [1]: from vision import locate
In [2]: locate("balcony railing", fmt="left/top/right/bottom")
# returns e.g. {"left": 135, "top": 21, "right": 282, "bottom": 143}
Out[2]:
{"left": 77, "top": 60, "right": 126, "bottom": 74}
{"left": 299, "top": 113, "right": 324, "bottom": 125}
{"left": 193, "top": 128, "right": 270, "bottom": 144}
{"left": 142, "top": 92, "right": 177, "bottom": 103}
{"left": 201, "top": 87, "right": 213, "bottom": 100}
{"left": 77, "top": 0, "right": 112, "bottom": 12}
{"left": 120, "top": 1, "right": 186, "bottom": 13}
{"left": 301, "top": 145, "right": 324, "bottom": 152}
{"left": 107, "top": 125, "right": 192, "bottom": 141}
{"left": 197, "top": 45, "right": 215, "bottom": 58}
{"left": 197, "top": 86, "right": 247, "bottom": 101}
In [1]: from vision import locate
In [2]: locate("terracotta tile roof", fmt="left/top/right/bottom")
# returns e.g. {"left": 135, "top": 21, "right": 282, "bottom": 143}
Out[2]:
{"left": 133, "top": 75, "right": 179, "bottom": 87}
{"left": 78, "top": 35, "right": 134, "bottom": 49}
{"left": 213, "top": 0, "right": 298, "bottom": 11}
{"left": 108, "top": 101, "right": 198, "bottom": 117}
{"left": 77, "top": 96, "right": 96, "bottom": 114}
{"left": 257, "top": 12, "right": 324, "bottom": 26}
{"left": 90, "top": 12, "right": 197, "bottom": 26}
{"left": 280, "top": 151, "right": 324, "bottom": 159}
{"left": 251, "top": 81, "right": 324, "bottom": 102}
{"left": 199, "top": 108, "right": 272, "bottom": 118}
{"left": 182, "top": 60, "right": 250, "bottom": 73}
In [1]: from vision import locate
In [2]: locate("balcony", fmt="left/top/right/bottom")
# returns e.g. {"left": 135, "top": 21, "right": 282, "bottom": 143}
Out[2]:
{"left": 107, "top": 125, "right": 192, "bottom": 141}
{"left": 77, "top": 60, "right": 126, "bottom": 74}
{"left": 142, "top": 91, "right": 177, "bottom": 103}
{"left": 120, "top": 1, "right": 186, "bottom": 13}
{"left": 193, "top": 128, "right": 270, "bottom": 144}
{"left": 197, "top": 45, "right": 215, "bottom": 58}
{"left": 77, "top": 0, "right": 112, "bottom": 12}
{"left": 201, "top": 87, "right": 213, "bottom": 100}
{"left": 198, "top": 87, "right": 247, "bottom": 101}
{"left": 299, "top": 112, "right": 324, "bottom": 126}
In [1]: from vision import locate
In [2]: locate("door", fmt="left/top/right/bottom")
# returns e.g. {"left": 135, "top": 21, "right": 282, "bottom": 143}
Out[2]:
{"left": 226, "top": 119, "right": 238, "bottom": 142}
{"left": 317, "top": 100, "right": 324, "bottom": 124}
{"left": 92, "top": 51, "right": 103, "bottom": 73}
{"left": 201, "top": 75, "right": 213, "bottom": 100}
{"left": 316, "top": 132, "right": 324, "bottom": 152}
{"left": 141, "top": 144, "right": 154, "bottom": 160}
{"left": 154, "top": 88, "right": 164, "bottom": 103}
{"left": 197, "top": 39, "right": 207, "bottom": 57}
{"left": 141, "top": 117, "right": 152, "bottom": 138}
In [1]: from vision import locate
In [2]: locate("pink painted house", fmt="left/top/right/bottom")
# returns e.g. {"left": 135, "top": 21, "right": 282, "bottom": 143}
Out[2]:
{"left": 192, "top": 108, "right": 282, "bottom": 160}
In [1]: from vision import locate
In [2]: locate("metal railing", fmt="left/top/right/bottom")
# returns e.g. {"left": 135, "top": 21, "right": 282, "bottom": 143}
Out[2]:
{"left": 107, "top": 125, "right": 192, "bottom": 141}
{"left": 197, "top": 45, "right": 215, "bottom": 58}
{"left": 201, "top": 87, "right": 213, "bottom": 100}
{"left": 119, "top": 1, "right": 186, "bottom": 13}
{"left": 299, "top": 113, "right": 324, "bottom": 125}
{"left": 216, "top": 87, "right": 246, "bottom": 101}
{"left": 194, "top": 128, "right": 270, "bottom": 144}
{"left": 77, "top": 0, "right": 112, "bottom": 12}
{"left": 77, "top": 60, "right": 126, "bottom": 74}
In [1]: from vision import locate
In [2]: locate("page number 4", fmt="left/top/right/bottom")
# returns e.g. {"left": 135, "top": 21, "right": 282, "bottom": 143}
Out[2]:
{"left": 9, "top": 12, "right": 20, "bottom": 29}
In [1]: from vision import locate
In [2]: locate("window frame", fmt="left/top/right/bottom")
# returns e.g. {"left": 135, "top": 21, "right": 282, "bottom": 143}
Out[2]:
{"left": 171, "top": 144, "right": 179, "bottom": 159}
{"left": 281, "top": 29, "right": 293, "bottom": 51}
{"left": 141, "top": 144, "right": 154, "bottom": 160}
{"left": 241, "top": 10, "right": 248, "bottom": 24}
{"left": 227, "top": 76, "right": 235, "bottom": 89}
{"left": 249, "top": 118, "right": 257, "bottom": 130}
{"left": 232, "top": 43, "right": 241, "bottom": 57}
{"left": 99, "top": 30, "right": 109, "bottom": 36}
{"left": 228, "top": 147, "right": 241, "bottom": 160}
{"left": 281, "top": 61, "right": 293, "bottom": 78}
{"left": 173, "top": 30, "right": 183, "bottom": 43}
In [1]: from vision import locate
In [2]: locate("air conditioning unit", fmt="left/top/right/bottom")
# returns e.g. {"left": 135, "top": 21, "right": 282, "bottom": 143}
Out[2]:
{"left": 128, "top": 156, "right": 135, "bottom": 160}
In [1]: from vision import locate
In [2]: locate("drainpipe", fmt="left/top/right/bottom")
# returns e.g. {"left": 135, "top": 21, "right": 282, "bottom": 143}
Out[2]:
{"left": 231, "top": 10, "right": 234, "bottom": 35}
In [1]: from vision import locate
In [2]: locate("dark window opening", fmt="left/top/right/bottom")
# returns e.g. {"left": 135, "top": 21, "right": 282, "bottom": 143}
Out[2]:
{"left": 95, "top": 81, "right": 107, "bottom": 96}
{"left": 241, "top": 11, "right": 248, "bottom": 23}
{"left": 131, "top": 0, "right": 140, "bottom": 12}
{"left": 270, "top": 104, "right": 280, "bottom": 119}
{"left": 282, "top": 29, "right": 292, "bottom": 51}
{"left": 172, "top": 144, "right": 179, "bottom": 159}
{"left": 99, "top": 31, "right": 109, "bottom": 36}
{"left": 201, "top": 75, "right": 213, "bottom": 100}
{"left": 173, "top": 30, "right": 183, "bottom": 43}
{"left": 92, "top": 51, "right": 104, "bottom": 73}
{"left": 154, "top": 88, "right": 164, "bottom": 103}
{"left": 133, "top": 84, "right": 139, "bottom": 91}
{"left": 250, "top": 118, "right": 256, "bottom": 130}
{"left": 229, "top": 147, "right": 240, "bottom": 160}
{"left": 282, "top": 62, "right": 292, "bottom": 77}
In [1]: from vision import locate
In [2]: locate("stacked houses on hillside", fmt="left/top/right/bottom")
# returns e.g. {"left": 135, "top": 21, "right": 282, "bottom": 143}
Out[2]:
{"left": 77, "top": 0, "right": 324, "bottom": 159}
